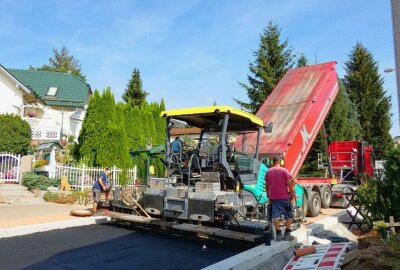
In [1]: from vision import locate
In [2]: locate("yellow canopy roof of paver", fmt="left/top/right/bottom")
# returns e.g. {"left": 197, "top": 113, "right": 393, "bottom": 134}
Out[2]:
{"left": 161, "top": 106, "right": 264, "bottom": 132}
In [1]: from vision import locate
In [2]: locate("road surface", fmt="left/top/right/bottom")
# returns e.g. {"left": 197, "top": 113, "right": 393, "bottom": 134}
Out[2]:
{"left": 0, "top": 223, "right": 246, "bottom": 270}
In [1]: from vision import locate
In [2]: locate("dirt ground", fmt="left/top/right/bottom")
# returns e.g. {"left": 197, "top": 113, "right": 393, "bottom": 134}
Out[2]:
{"left": 296, "top": 207, "right": 400, "bottom": 270}
{"left": 0, "top": 203, "right": 88, "bottom": 228}
{"left": 342, "top": 230, "right": 400, "bottom": 270}
{"left": 303, "top": 207, "right": 344, "bottom": 225}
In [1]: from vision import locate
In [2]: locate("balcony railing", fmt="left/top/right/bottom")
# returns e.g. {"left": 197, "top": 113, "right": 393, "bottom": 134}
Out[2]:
{"left": 23, "top": 117, "right": 61, "bottom": 141}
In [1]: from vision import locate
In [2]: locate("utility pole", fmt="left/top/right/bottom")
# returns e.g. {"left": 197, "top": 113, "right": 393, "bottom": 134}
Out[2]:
{"left": 390, "top": 0, "right": 400, "bottom": 128}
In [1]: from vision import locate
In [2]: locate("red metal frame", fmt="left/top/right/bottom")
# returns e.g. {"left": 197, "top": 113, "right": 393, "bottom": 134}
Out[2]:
{"left": 329, "top": 141, "right": 374, "bottom": 177}
{"left": 296, "top": 177, "right": 339, "bottom": 185}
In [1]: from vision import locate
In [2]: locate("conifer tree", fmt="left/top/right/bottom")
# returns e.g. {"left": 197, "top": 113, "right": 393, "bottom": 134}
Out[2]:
{"left": 235, "top": 21, "right": 295, "bottom": 113}
{"left": 78, "top": 90, "right": 102, "bottom": 165}
{"left": 78, "top": 88, "right": 131, "bottom": 167}
{"left": 79, "top": 87, "right": 166, "bottom": 177}
{"left": 96, "top": 116, "right": 131, "bottom": 168}
{"left": 344, "top": 42, "right": 393, "bottom": 158}
{"left": 325, "top": 80, "right": 362, "bottom": 141}
{"left": 297, "top": 53, "right": 308, "bottom": 67}
{"left": 122, "top": 68, "right": 149, "bottom": 107}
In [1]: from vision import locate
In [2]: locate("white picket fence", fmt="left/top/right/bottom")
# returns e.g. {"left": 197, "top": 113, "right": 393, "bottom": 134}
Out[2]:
{"left": 54, "top": 164, "right": 137, "bottom": 191}
{"left": 0, "top": 152, "right": 21, "bottom": 183}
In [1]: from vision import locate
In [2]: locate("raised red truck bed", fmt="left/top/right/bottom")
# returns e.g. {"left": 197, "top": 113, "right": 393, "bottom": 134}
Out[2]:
{"left": 235, "top": 61, "right": 339, "bottom": 178}
{"left": 235, "top": 62, "right": 353, "bottom": 215}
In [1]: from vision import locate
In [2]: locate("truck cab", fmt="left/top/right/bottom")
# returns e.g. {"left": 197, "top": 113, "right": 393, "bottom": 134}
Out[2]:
{"left": 327, "top": 141, "right": 374, "bottom": 182}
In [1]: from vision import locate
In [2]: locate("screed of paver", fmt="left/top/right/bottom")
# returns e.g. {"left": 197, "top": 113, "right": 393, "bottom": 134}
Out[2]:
{"left": 0, "top": 203, "right": 89, "bottom": 228}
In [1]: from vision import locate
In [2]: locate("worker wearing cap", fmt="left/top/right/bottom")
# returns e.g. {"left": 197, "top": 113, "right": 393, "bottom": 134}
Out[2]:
{"left": 265, "top": 155, "right": 295, "bottom": 241}
{"left": 92, "top": 167, "right": 112, "bottom": 212}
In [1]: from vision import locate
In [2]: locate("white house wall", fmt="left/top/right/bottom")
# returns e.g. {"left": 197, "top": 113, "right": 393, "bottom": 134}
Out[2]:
{"left": 0, "top": 71, "right": 24, "bottom": 115}
{"left": 43, "top": 107, "right": 82, "bottom": 139}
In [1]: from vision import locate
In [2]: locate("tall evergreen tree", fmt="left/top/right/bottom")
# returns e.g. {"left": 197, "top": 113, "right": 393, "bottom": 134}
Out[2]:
{"left": 122, "top": 68, "right": 149, "bottom": 107}
{"left": 344, "top": 42, "right": 393, "bottom": 158}
{"left": 96, "top": 106, "right": 131, "bottom": 168}
{"left": 234, "top": 20, "right": 295, "bottom": 113}
{"left": 325, "top": 80, "right": 362, "bottom": 141}
{"left": 78, "top": 88, "right": 131, "bottom": 167}
{"left": 78, "top": 90, "right": 102, "bottom": 165}
{"left": 79, "top": 88, "right": 166, "bottom": 177}
{"left": 29, "top": 46, "right": 86, "bottom": 81}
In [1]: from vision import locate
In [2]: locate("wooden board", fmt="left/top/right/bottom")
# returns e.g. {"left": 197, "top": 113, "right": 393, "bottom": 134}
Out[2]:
{"left": 107, "top": 211, "right": 158, "bottom": 224}
{"left": 117, "top": 215, "right": 158, "bottom": 223}
{"left": 343, "top": 249, "right": 360, "bottom": 265}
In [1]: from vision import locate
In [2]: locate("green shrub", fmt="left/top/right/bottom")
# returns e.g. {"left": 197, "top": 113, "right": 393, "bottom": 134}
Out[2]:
{"left": 43, "top": 191, "right": 59, "bottom": 202}
{"left": 33, "top": 158, "right": 49, "bottom": 168}
{"left": 357, "top": 147, "right": 400, "bottom": 222}
{"left": 72, "top": 190, "right": 90, "bottom": 205}
{"left": 43, "top": 191, "right": 78, "bottom": 204}
{"left": 0, "top": 114, "right": 32, "bottom": 154}
{"left": 23, "top": 172, "right": 60, "bottom": 191}
{"left": 380, "top": 147, "right": 400, "bottom": 220}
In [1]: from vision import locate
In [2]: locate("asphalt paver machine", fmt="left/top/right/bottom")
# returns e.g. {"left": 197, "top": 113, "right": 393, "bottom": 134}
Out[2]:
{"left": 141, "top": 106, "right": 305, "bottom": 228}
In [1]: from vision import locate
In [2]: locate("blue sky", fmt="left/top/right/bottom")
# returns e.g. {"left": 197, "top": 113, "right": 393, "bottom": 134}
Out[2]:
{"left": 1, "top": 0, "right": 399, "bottom": 136}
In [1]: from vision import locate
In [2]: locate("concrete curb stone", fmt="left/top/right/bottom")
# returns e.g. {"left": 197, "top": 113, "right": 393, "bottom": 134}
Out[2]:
{"left": 203, "top": 208, "right": 355, "bottom": 270}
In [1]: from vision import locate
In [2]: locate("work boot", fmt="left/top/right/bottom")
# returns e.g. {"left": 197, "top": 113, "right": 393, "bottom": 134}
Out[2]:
{"left": 284, "top": 229, "right": 295, "bottom": 241}
{"left": 275, "top": 230, "right": 282, "bottom": 241}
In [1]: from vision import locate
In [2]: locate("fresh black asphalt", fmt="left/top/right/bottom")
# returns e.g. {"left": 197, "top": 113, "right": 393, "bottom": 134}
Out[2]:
{"left": 0, "top": 223, "right": 247, "bottom": 270}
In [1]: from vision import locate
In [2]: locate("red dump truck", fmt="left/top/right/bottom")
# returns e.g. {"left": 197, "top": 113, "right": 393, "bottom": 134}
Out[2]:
{"left": 235, "top": 61, "right": 359, "bottom": 216}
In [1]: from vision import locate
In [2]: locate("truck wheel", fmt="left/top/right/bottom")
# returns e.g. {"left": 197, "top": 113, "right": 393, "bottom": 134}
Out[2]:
{"left": 321, "top": 186, "right": 332, "bottom": 209}
{"left": 301, "top": 195, "right": 308, "bottom": 220}
{"left": 307, "top": 191, "right": 321, "bottom": 217}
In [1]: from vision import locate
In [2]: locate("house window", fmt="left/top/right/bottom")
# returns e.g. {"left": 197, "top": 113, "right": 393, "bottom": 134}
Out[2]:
{"left": 47, "top": 87, "right": 58, "bottom": 96}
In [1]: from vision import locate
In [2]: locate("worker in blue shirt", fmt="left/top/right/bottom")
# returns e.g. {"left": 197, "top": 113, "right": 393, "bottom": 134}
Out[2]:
{"left": 92, "top": 167, "right": 112, "bottom": 212}
{"left": 171, "top": 137, "right": 184, "bottom": 154}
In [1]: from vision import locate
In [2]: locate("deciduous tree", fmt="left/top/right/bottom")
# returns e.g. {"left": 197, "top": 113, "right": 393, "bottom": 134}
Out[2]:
{"left": 0, "top": 114, "right": 31, "bottom": 154}
{"left": 30, "top": 46, "right": 86, "bottom": 81}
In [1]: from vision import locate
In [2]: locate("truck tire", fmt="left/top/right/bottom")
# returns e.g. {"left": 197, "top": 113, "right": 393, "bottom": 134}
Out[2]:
{"left": 321, "top": 186, "right": 332, "bottom": 209}
{"left": 301, "top": 194, "right": 308, "bottom": 220}
{"left": 307, "top": 191, "right": 321, "bottom": 217}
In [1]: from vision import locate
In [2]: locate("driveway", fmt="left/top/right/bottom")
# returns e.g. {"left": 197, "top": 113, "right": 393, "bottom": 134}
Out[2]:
{"left": 0, "top": 223, "right": 246, "bottom": 270}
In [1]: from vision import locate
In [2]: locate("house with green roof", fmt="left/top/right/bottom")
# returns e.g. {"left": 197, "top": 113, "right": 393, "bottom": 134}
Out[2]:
{"left": 0, "top": 65, "right": 92, "bottom": 141}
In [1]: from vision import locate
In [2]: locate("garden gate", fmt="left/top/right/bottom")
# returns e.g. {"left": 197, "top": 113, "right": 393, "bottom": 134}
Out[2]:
{"left": 0, "top": 152, "right": 21, "bottom": 183}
